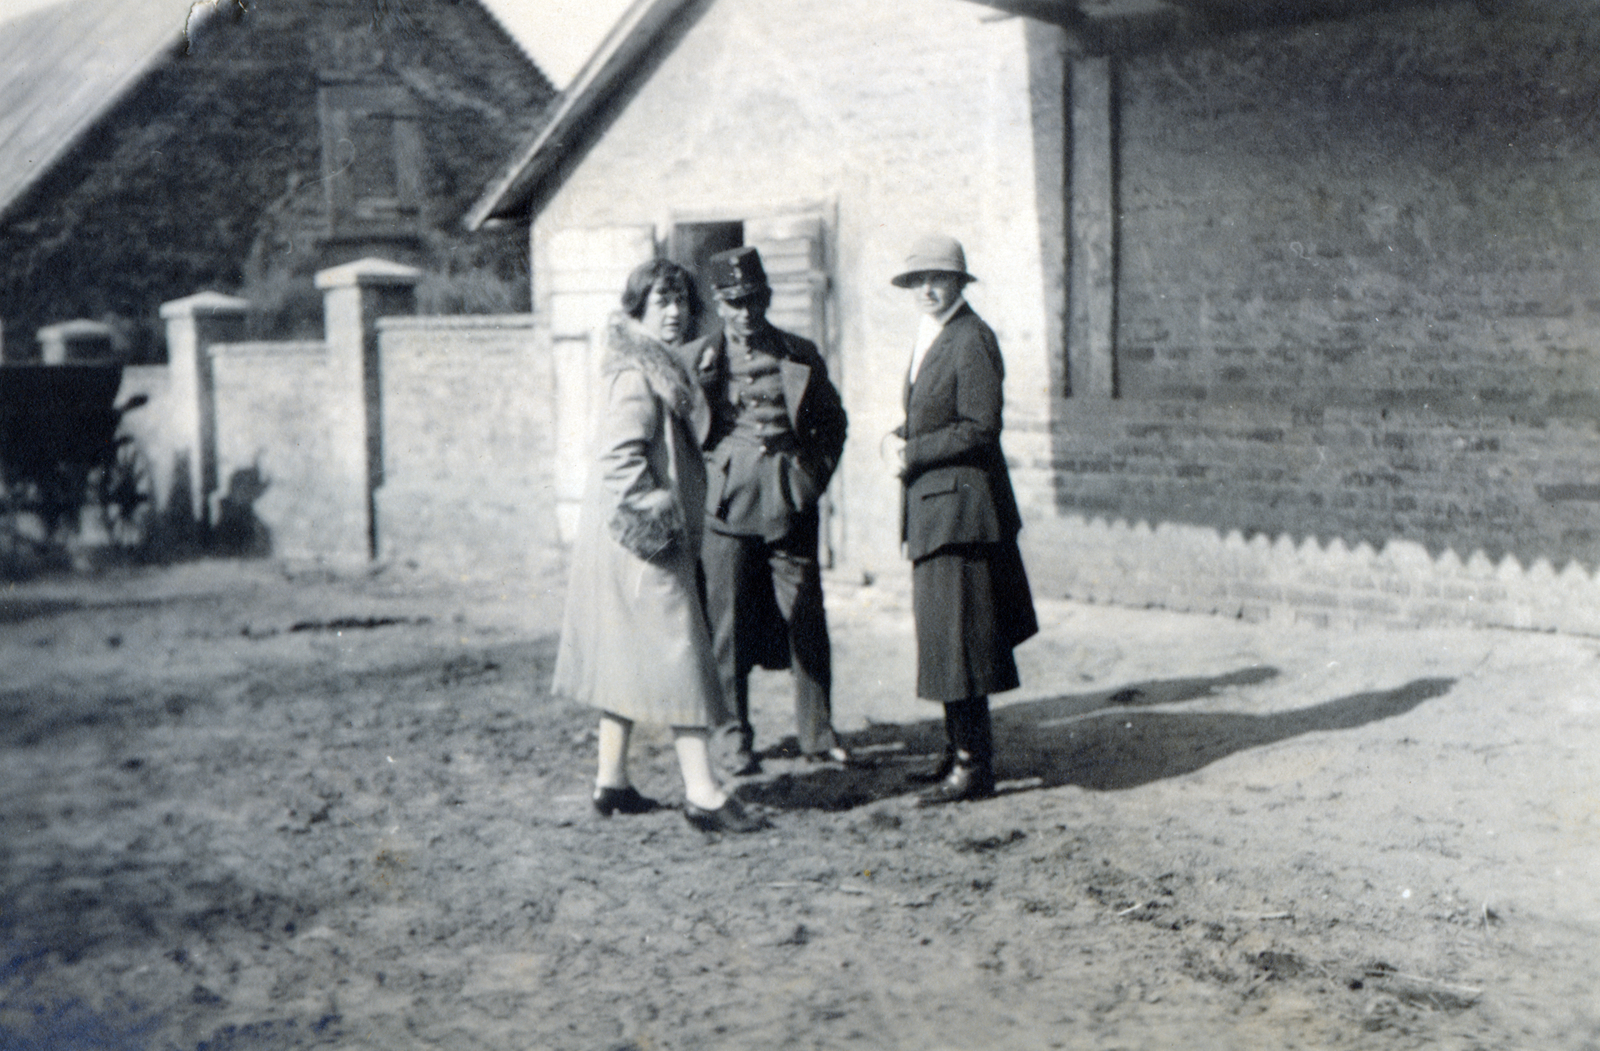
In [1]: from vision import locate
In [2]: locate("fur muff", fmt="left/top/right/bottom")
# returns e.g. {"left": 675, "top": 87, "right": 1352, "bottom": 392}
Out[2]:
{"left": 609, "top": 491, "right": 683, "bottom": 561}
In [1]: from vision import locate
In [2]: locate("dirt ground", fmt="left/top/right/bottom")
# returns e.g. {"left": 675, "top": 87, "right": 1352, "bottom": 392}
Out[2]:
{"left": 1, "top": 556, "right": 1597, "bottom": 1051}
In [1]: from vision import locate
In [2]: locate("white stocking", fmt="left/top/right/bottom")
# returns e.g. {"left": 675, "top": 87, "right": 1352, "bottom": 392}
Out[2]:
{"left": 673, "top": 728, "right": 727, "bottom": 811}
{"left": 596, "top": 713, "right": 632, "bottom": 790}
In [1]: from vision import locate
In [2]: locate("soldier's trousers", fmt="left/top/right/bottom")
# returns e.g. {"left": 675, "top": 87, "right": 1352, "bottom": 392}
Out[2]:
{"left": 701, "top": 526, "right": 839, "bottom": 756}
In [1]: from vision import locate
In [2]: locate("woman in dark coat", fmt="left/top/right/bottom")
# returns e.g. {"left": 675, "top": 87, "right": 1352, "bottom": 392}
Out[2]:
{"left": 891, "top": 235, "right": 1038, "bottom": 805}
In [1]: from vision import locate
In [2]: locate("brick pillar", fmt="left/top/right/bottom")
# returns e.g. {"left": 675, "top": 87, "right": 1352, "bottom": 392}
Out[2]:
{"left": 37, "top": 319, "right": 115, "bottom": 365}
{"left": 314, "top": 257, "right": 420, "bottom": 560}
{"left": 157, "top": 292, "right": 250, "bottom": 535}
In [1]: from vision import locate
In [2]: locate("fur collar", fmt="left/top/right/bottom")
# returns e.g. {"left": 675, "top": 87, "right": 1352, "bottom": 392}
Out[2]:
{"left": 603, "top": 314, "right": 696, "bottom": 419}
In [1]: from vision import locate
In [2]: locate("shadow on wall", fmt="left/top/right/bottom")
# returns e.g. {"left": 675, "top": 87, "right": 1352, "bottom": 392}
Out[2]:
{"left": 743, "top": 669, "right": 1455, "bottom": 811}
{"left": 149, "top": 449, "right": 198, "bottom": 556}
{"left": 211, "top": 464, "right": 273, "bottom": 558}
{"left": 137, "top": 456, "right": 273, "bottom": 562}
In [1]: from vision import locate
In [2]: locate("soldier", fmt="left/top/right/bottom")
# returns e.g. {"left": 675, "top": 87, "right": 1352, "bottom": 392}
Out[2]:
{"left": 685, "top": 246, "right": 850, "bottom": 775}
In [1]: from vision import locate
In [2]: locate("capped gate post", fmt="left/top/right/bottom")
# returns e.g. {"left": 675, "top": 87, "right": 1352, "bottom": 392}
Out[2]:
{"left": 157, "top": 291, "right": 250, "bottom": 538}
{"left": 314, "top": 257, "right": 420, "bottom": 560}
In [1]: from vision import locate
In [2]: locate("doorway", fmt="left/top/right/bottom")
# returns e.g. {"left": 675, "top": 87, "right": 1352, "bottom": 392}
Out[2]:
{"left": 668, "top": 221, "right": 743, "bottom": 339}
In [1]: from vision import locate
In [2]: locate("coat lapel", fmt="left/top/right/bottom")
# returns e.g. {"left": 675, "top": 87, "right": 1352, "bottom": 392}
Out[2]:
{"left": 906, "top": 304, "right": 972, "bottom": 425}
{"left": 779, "top": 356, "right": 811, "bottom": 430}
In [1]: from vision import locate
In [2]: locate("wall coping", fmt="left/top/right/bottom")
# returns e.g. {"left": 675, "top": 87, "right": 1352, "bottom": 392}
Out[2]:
{"left": 209, "top": 340, "right": 328, "bottom": 358}
{"left": 378, "top": 313, "right": 537, "bottom": 331}
{"left": 314, "top": 257, "right": 423, "bottom": 290}
{"left": 37, "top": 318, "right": 113, "bottom": 339}
{"left": 159, "top": 291, "right": 251, "bottom": 319}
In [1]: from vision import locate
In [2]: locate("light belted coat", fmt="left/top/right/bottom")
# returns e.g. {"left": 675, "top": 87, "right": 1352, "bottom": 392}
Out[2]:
{"left": 552, "top": 315, "right": 726, "bottom": 728}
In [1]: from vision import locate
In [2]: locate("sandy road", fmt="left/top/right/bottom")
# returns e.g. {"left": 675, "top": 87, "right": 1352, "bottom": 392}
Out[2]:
{"left": 1, "top": 558, "right": 1596, "bottom": 1049}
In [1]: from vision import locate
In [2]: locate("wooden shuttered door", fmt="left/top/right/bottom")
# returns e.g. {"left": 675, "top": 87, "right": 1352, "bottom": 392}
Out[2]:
{"left": 746, "top": 215, "right": 831, "bottom": 364}
{"left": 543, "top": 224, "right": 658, "bottom": 543}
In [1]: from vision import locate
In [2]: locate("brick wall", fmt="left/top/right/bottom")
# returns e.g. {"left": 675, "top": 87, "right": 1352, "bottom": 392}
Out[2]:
{"left": 1030, "top": 0, "right": 1600, "bottom": 629}
{"left": 209, "top": 341, "right": 350, "bottom": 563}
{"left": 1116, "top": 1, "right": 1600, "bottom": 420}
{"left": 1027, "top": 399, "right": 1600, "bottom": 632}
{"left": 204, "top": 316, "right": 556, "bottom": 574}
{"left": 374, "top": 314, "right": 556, "bottom": 576}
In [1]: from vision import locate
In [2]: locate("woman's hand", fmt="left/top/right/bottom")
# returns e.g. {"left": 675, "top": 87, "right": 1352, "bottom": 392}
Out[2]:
{"left": 880, "top": 430, "right": 907, "bottom": 478}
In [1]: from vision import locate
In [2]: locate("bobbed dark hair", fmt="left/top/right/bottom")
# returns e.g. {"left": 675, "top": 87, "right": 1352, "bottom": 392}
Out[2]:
{"left": 620, "top": 259, "right": 703, "bottom": 333}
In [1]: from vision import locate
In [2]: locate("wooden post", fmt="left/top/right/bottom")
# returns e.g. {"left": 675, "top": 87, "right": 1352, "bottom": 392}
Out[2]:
{"left": 1070, "top": 54, "right": 1118, "bottom": 399}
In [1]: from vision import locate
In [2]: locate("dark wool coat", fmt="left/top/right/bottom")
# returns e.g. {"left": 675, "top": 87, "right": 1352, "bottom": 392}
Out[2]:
{"left": 901, "top": 303, "right": 1038, "bottom": 698}
{"left": 552, "top": 315, "right": 726, "bottom": 727}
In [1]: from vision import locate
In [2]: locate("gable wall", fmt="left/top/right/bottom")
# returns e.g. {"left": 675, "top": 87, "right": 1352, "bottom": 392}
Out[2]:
{"left": 534, "top": 0, "right": 1059, "bottom": 576}
{"left": 0, "top": 0, "right": 551, "bottom": 358}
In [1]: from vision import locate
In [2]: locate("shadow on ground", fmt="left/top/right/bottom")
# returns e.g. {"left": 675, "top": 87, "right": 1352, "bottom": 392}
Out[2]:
{"left": 740, "top": 668, "right": 1455, "bottom": 811}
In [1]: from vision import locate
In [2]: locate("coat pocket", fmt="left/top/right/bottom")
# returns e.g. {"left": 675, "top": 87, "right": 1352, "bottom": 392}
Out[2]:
{"left": 904, "top": 465, "right": 1002, "bottom": 559}
{"left": 704, "top": 443, "right": 733, "bottom": 518}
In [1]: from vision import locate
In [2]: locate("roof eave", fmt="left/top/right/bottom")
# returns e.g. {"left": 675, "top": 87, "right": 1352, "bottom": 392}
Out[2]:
{"left": 0, "top": 0, "right": 207, "bottom": 221}
{"left": 463, "top": 0, "right": 1472, "bottom": 229}
{"left": 977, "top": 0, "right": 1464, "bottom": 55}
{"left": 464, "top": 0, "right": 704, "bottom": 230}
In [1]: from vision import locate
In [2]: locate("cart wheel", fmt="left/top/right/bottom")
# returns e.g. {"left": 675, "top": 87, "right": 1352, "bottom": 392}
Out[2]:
{"left": 95, "top": 440, "right": 155, "bottom": 550}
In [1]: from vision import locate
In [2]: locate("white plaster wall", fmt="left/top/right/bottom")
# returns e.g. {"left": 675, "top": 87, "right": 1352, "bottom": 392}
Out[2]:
{"left": 532, "top": 0, "right": 1055, "bottom": 579}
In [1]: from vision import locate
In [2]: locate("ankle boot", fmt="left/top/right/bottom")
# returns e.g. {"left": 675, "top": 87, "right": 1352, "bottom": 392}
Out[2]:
{"left": 908, "top": 743, "right": 956, "bottom": 783}
{"left": 909, "top": 701, "right": 961, "bottom": 782}
{"left": 917, "top": 697, "right": 994, "bottom": 805}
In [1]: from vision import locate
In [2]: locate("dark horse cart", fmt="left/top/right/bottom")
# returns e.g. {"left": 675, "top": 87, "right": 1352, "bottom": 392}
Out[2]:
{"left": 0, "top": 363, "right": 151, "bottom": 562}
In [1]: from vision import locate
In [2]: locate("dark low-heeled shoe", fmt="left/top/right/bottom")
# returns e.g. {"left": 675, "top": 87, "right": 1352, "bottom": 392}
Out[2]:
{"left": 916, "top": 763, "right": 995, "bottom": 807}
{"left": 592, "top": 785, "right": 661, "bottom": 817}
{"left": 805, "top": 745, "right": 852, "bottom": 766}
{"left": 728, "top": 748, "right": 763, "bottom": 777}
{"left": 906, "top": 748, "right": 955, "bottom": 784}
{"left": 684, "top": 796, "right": 770, "bottom": 834}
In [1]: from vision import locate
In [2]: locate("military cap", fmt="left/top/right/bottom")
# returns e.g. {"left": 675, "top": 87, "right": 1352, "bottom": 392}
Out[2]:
{"left": 707, "top": 246, "right": 769, "bottom": 301}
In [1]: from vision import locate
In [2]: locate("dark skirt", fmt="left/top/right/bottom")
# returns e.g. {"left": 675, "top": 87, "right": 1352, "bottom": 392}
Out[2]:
{"left": 912, "top": 541, "right": 1039, "bottom": 701}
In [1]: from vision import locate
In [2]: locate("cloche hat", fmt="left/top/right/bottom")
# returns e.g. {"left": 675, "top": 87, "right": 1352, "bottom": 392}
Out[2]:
{"left": 891, "top": 234, "right": 977, "bottom": 287}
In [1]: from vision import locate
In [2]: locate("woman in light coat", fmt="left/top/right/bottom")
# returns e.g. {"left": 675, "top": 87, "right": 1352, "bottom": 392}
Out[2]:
{"left": 552, "top": 259, "right": 766, "bottom": 834}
